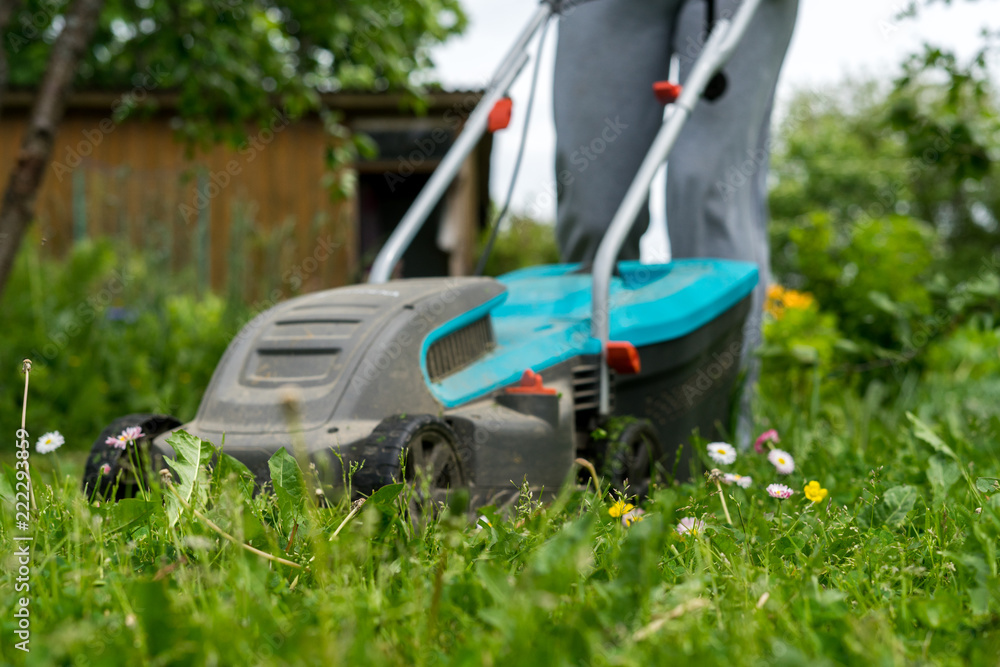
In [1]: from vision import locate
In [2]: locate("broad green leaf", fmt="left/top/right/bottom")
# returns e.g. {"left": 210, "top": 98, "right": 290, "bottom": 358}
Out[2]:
{"left": 102, "top": 498, "right": 158, "bottom": 535}
{"left": 927, "top": 455, "right": 960, "bottom": 503}
{"left": 164, "top": 430, "right": 207, "bottom": 527}
{"left": 974, "top": 477, "right": 1000, "bottom": 494}
{"left": 907, "top": 413, "right": 959, "bottom": 460}
{"left": 878, "top": 485, "right": 919, "bottom": 525}
{"left": 369, "top": 482, "right": 404, "bottom": 508}
{"left": 217, "top": 452, "right": 256, "bottom": 501}
{"left": 268, "top": 448, "right": 307, "bottom": 533}
{"left": 0, "top": 463, "right": 16, "bottom": 504}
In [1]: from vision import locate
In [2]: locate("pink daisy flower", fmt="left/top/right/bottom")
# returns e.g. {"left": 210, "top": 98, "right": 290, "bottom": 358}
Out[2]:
{"left": 754, "top": 429, "right": 780, "bottom": 454}
{"left": 766, "top": 483, "right": 794, "bottom": 500}
{"left": 105, "top": 426, "right": 145, "bottom": 450}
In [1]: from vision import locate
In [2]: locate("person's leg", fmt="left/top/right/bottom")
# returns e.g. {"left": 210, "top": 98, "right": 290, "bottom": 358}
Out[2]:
{"left": 666, "top": 0, "right": 799, "bottom": 445}
{"left": 554, "top": 0, "right": 681, "bottom": 264}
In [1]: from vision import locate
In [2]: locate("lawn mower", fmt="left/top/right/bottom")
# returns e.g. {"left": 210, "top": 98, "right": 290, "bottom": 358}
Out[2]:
{"left": 83, "top": 0, "right": 764, "bottom": 506}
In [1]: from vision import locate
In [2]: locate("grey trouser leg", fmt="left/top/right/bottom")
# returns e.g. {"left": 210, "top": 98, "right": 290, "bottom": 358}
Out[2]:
{"left": 670, "top": 0, "right": 798, "bottom": 446}
{"left": 554, "top": 0, "right": 799, "bottom": 445}
{"left": 554, "top": 0, "right": 684, "bottom": 264}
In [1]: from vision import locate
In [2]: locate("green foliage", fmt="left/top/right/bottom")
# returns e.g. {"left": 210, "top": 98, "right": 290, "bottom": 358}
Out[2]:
{"left": 0, "top": 239, "right": 249, "bottom": 452}
{"left": 773, "top": 212, "right": 937, "bottom": 352}
{"left": 4, "top": 0, "right": 467, "bottom": 175}
{"left": 478, "top": 214, "right": 561, "bottom": 277}
{"left": 770, "top": 47, "right": 1000, "bottom": 282}
{"left": 4, "top": 364, "right": 1000, "bottom": 664}
{"left": 163, "top": 430, "right": 211, "bottom": 527}
{"left": 267, "top": 447, "right": 307, "bottom": 534}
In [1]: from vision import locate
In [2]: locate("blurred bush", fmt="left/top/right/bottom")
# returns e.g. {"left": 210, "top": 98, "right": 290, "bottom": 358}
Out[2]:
{"left": 0, "top": 240, "right": 250, "bottom": 451}
{"left": 478, "top": 214, "right": 560, "bottom": 276}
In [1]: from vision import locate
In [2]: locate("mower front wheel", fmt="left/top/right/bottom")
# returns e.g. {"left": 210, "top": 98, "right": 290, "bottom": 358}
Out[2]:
{"left": 82, "top": 413, "right": 182, "bottom": 501}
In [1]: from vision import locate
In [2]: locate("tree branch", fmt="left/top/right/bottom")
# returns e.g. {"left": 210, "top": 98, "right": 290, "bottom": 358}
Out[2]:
{"left": 0, "top": 0, "right": 104, "bottom": 296}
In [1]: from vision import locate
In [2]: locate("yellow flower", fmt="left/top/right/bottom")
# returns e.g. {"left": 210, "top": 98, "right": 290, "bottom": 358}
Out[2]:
{"left": 765, "top": 285, "right": 786, "bottom": 319}
{"left": 622, "top": 509, "right": 645, "bottom": 527}
{"left": 804, "top": 481, "right": 828, "bottom": 503}
{"left": 783, "top": 289, "right": 815, "bottom": 310}
{"left": 608, "top": 499, "right": 634, "bottom": 519}
{"left": 765, "top": 284, "right": 816, "bottom": 320}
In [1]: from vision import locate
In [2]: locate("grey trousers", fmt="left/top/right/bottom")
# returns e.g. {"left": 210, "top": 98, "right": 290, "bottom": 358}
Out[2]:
{"left": 554, "top": 0, "right": 799, "bottom": 444}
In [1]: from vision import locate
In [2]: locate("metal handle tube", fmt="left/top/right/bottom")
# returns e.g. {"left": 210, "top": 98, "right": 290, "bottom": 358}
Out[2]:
{"left": 591, "top": 0, "right": 765, "bottom": 415}
{"left": 369, "top": 4, "right": 552, "bottom": 284}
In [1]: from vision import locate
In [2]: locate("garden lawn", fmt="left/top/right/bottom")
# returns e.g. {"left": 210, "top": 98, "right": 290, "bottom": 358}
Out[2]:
{"left": 2, "top": 361, "right": 999, "bottom": 667}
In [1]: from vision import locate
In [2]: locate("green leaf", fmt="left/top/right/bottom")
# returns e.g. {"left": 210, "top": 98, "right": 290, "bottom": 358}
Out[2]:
{"left": 102, "top": 498, "right": 158, "bottom": 535}
{"left": 927, "top": 455, "right": 960, "bottom": 503}
{"left": 268, "top": 448, "right": 307, "bottom": 533}
{"left": 974, "top": 477, "right": 1000, "bottom": 494}
{"left": 907, "top": 413, "right": 959, "bottom": 460}
{"left": 164, "top": 430, "right": 207, "bottom": 528}
{"left": 0, "top": 463, "right": 15, "bottom": 504}
{"left": 217, "top": 452, "right": 256, "bottom": 501}
{"left": 368, "top": 482, "right": 404, "bottom": 508}
{"left": 878, "top": 485, "right": 919, "bottom": 525}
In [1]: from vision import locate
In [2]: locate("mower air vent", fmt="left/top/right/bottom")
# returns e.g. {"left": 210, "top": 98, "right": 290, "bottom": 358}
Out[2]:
{"left": 426, "top": 316, "right": 495, "bottom": 382}
{"left": 572, "top": 363, "right": 615, "bottom": 413}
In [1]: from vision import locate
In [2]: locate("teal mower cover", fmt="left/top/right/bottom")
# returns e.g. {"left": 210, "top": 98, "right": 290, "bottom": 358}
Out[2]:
{"left": 428, "top": 259, "right": 758, "bottom": 408}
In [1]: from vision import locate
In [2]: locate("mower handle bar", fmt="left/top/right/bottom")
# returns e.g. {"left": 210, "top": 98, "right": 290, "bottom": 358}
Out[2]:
{"left": 368, "top": 2, "right": 554, "bottom": 284}
{"left": 592, "top": 0, "right": 765, "bottom": 415}
{"left": 368, "top": 0, "right": 607, "bottom": 284}
{"left": 368, "top": 0, "right": 764, "bottom": 418}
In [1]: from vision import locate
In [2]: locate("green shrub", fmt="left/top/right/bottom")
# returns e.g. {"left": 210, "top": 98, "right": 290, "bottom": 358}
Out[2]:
{"left": 478, "top": 214, "right": 560, "bottom": 276}
{"left": 0, "top": 240, "right": 249, "bottom": 452}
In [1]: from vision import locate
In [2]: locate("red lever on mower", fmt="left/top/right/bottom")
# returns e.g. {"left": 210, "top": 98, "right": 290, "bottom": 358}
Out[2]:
{"left": 488, "top": 97, "right": 513, "bottom": 132}
{"left": 653, "top": 81, "right": 682, "bottom": 105}
{"left": 606, "top": 342, "right": 641, "bottom": 375}
{"left": 506, "top": 369, "right": 558, "bottom": 395}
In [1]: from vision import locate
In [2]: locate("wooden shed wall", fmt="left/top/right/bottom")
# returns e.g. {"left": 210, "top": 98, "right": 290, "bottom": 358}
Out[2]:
{"left": 0, "top": 107, "right": 353, "bottom": 297}
{"left": 0, "top": 90, "right": 488, "bottom": 299}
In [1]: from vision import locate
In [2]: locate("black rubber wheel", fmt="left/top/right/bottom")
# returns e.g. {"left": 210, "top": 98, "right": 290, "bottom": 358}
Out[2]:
{"left": 82, "top": 413, "right": 182, "bottom": 501}
{"left": 352, "top": 414, "right": 466, "bottom": 507}
{"left": 597, "top": 419, "right": 662, "bottom": 501}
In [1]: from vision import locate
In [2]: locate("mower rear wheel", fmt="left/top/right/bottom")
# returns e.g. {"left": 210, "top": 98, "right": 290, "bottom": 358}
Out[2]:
{"left": 354, "top": 414, "right": 466, "bottom": 506}
{"left": 599, "top": 419, "right": 662, "bottom": 501}
{"left": 82, "top": 413, "right": 182, "bottom": 501}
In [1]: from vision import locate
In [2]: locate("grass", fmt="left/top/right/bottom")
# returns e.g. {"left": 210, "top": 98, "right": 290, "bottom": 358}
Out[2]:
{"left": 2, "top": 362, "right": 999, "bottom": 667}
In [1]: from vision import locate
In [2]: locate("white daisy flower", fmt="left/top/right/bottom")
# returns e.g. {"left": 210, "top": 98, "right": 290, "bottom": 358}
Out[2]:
{"left": 707, "top": 442, "right": 737, "bottom": 465}
{"left": 723, "top": 473, "right": 753, "bottom": 488}
{"left": 36, "top": 431, "right": 65, "bottom": 454}
{"left": 767, "top": 448, "right": 795, "bottom": 474}
{"left": 676, "top": 517, "right": 706, "bottom": 536}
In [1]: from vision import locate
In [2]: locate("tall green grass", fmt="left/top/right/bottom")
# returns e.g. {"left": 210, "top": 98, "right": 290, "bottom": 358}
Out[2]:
{"left": 2, "top": 365, "right": 999, "bottom": 665}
